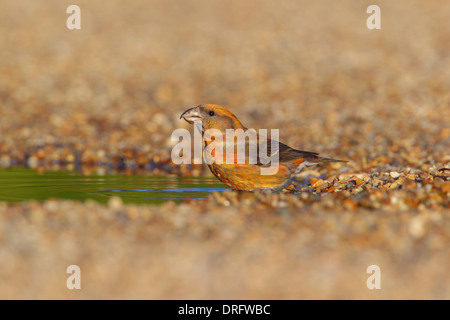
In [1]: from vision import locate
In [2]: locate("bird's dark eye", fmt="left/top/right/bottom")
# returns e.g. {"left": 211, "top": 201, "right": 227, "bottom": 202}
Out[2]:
{"left": 209, "top": 111, "right": 215, "bottom": 116}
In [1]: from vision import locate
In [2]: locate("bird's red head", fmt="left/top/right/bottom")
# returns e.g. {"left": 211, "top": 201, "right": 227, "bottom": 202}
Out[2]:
{"left": 180, "top": 104, "right": 245, "bottom": 133}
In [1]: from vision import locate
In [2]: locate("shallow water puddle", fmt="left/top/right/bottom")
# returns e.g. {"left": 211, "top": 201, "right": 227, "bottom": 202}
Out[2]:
{"left": 0, "top": 168, "right": 228, "bottom": 204}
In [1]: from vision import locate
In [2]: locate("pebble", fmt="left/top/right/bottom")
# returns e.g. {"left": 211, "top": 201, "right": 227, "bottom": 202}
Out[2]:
{"left": 390, "top": 172, "right": 401, "bottom": 179}
{"left": 108, "top": 196, "right": 124, "bottom": 211}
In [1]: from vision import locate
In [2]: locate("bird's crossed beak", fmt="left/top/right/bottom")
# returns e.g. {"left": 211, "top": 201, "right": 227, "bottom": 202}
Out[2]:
{"left": 180, "top": 107, "right": 202, "bottom": 124}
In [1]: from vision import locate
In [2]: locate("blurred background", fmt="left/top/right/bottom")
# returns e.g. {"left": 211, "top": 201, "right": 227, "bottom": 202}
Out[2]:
{"left": 0, "top": 0, "right": 448, "bottom": 172}
{"left": 0, "top": 0, "right": 449, "bottom": 299}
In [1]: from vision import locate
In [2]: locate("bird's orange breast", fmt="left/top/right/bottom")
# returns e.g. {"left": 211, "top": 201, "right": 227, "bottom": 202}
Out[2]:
{"left": 209, "top": 163, "right": 292, "bottom": 191}
{"left": 204, "top": 138, "right": 307, "bottom": 191}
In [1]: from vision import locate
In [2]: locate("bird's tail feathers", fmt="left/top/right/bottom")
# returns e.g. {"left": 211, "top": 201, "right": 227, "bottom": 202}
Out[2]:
{"left": 310, "top": 157, "right": 347, "bottom": 164}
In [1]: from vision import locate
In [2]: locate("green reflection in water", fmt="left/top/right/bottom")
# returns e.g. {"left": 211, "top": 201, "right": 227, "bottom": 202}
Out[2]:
{"left": 0, "top": 168, "right": 228, "bottom": 204}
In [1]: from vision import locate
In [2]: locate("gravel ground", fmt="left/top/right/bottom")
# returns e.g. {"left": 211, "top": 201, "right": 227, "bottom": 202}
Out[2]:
{"left": 0, "top": 196, "right": 448, "bottom": 299}
{"left": 0, "top": 0, "right": 449, "bottom": 299}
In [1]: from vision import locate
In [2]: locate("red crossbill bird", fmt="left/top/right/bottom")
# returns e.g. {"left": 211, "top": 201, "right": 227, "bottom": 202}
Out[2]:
{"left": 180, "top": 104, "right": 345, "bottom": 191}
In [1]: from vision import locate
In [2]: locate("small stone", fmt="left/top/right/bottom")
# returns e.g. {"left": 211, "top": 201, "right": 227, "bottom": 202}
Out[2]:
{"left": 409, "top": 216, "right": 426, "bottom": 239}
{"left": 346, "top": 180, "right": 357, "bottom": 189}
{"left": 390, "top": 172, "right": 401, "bottom": 179}
{"left": 108, "top": 196, "right": 123, "bottom": 210}
{"left": 312, "top": 179, "right": 324, "bottom": 188}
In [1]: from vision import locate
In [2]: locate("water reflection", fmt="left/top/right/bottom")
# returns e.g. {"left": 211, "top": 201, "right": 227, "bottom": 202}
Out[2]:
{"left": 0, "top": 168, "right": 228, "bottom": 204}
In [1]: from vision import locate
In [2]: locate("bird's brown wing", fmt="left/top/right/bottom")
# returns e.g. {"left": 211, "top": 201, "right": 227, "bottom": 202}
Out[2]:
{"left": 262, "top": 138, "right": 345, "bottom": 164}
{"left": 230, "top": 132, "right": 343, "bottom": 165}
{"left": 276, "top": 141, "right": 319, "bottom": 162}
{"left": 252, "top": 136, "right": 319, "bottom": 165}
